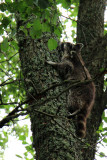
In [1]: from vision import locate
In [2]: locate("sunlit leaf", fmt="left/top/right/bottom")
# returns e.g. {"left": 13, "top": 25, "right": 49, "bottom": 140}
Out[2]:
{"left": 48, "top": 38, "right": 58, "bottom": 50}
{"left": 1, "top": 38, "right": 9, "bottom": 52}
{"left": 99, "top": 152, "right": 106, "bottom": 157}
{"left": 16, "top": 154, "right": 23, "bottom": 159}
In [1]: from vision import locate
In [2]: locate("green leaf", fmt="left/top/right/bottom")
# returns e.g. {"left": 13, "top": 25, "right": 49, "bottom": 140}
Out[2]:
{"left": 42, "top": 23, "right": 50, "bottom": 32}
{"left": 34, "top": 0, "right": 51, "bottom": 9}
{"left": 104, "top": 29, "right": 107, "bottom": 35}
{"left": 54, "top": 28, "right": 62, "bottom": 38}
{"left": 16, "top": 154, "right": 23, "bottom": 159}
{"left": 19, "top": 135, "right": 26, "bottom": 141}
{"left": 98, "top": 122, "right": 103, "bottom": 132}
{"left": 5, "top": 0, "right": 12, "bottom": 2}
{"left": 33, "top": 19, "right": 42, "bottom": 31}
{"left": 2, "top": 16, "right": 11, "bottom": 28}
{"left": 17, "top": 1, "right": 27, "bottom": 13}
{"left": 25, "top": 145, "right": 31, "bottom": 151}
{"left": 99, "top": 152, "right": 106, "bottom": 157}
{"left": 53, "top": 14, "right": 58, "bottom": 25}
{"left": 71, "top": 30, "right": 76, "bottom": 38}
{"left": 61, "top": 0, "right": 71, "bottom": 9}
{"left": 38, "top": 0, "right": 51, "bottom": 9}
{"left": 26, "top": 22, "right": 33, "bottom": 28}
{"left": 0, "top": 3, "right": 7, "bottom": 12}
{"left": 0, "top": 26, "right": 4, "bottom": 35}
{"left": 48, "top": 38, "right": 57, "bottom": 50}
{"left": 1, "top": 38, "right": 9, "bottom": 52}
{"left": 30, "top": 28, "right": 36, "bottom": 39}
{"left": 103, "top": 138, "right": 107, "bottom": 143}
{"left": 103, "top": 117, "right": 107, "bottom": 123}
{"left": 72, "top": 20, "right": 76, "bottom": 27}
{"left": 103, "top": 127, "right": 107, "bottom": 131}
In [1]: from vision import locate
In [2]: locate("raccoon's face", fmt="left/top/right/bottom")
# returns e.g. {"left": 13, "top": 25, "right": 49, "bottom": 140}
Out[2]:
{"left": 60, "top": 42, "right": 75, "bottom": 55}
{"left": 60, "top": 42, "right": 83, "bottom": 56}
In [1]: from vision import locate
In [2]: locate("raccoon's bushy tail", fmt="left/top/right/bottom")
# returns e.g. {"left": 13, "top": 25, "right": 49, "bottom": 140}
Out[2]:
{"left": 76, "top": 112, "right": 87, "bottom": 138}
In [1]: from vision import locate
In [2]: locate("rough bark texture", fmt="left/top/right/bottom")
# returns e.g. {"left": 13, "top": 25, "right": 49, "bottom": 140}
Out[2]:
{"left": 16, "top": 0, "right": 107, "bottom": 160}
{"left": 16, "top": 23, "right": 77, "bottom": 159}
{"left": 76, "top": 0, "right": 107, "bottom": 159}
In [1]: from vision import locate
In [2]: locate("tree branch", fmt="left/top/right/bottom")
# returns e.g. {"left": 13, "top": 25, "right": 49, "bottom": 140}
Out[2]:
{"left": 0, "top": 78, "right": 23, "bottom": 87}
{"left": 0, "top": 101, "right": 28, "bottom": 128}
{"left": 0, "top": 102, "right": 19, "bottom": 106}
{"left": 0, "top": 112, "right": 27, "bottom": 128}
{"left": 40, "top": 79, "right": 80, "bottom": 95}
{"left": 0, "top": 53, "right": 18, "bottom": 63}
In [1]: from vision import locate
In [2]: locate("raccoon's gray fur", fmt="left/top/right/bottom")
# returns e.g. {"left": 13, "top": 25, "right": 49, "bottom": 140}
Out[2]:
{"left": 46, "top": 42, "right": 95, "bottom": 138}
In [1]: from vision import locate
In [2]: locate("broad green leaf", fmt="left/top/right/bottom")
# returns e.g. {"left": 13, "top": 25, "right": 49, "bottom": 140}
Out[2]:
{"left": 54, "top": 28, "right": 62, "bottom": 38}
{"left": 48, "top": 38, "right": 57, "bottom": 50}
{"left": 42, "top": 23, "right": 50, "bottom": 32}
{"left": 19, "top": 135, "right": 26, "bottom": 141}
{"left": 72, "top": 20, "right": 76, "bottom": 27}
{"left": 2, "top": 16, "right": 11, "bottom": 28}
{"left": 1, "top": 38, "right": 9, "bottom": 52}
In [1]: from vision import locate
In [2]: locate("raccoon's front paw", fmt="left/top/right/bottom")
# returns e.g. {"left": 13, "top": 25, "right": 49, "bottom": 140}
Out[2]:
{"left": 45, "top": 61, "right": 56, "bottom": 65}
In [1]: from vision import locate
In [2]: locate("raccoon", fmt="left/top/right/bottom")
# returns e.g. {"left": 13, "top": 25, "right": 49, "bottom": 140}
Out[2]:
{"left": 46, "top": 42, "right": 95, "bottom": 138}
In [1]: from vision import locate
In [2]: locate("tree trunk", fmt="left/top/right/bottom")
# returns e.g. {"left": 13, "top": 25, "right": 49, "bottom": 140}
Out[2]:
{"left": 16, "top": 0, "right": 107, "bottom": 160}
{"left": 16, "top": 21, "right": 76, "bottom": 159}
{"left": 76, "top": 0, "right": 107, "bottom": 159}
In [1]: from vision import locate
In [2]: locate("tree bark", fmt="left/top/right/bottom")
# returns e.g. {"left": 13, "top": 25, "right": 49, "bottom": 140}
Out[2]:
{"left": 16, "top": 19, "right": 77, "bottom": 159}
{"left": 77, "top": 0, "right": 107, "bottom": 159}
{"left": 16, "top": 0, "right": 107, "bottom": 160}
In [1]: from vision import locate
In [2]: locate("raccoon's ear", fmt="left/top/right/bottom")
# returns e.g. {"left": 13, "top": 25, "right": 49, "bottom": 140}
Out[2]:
{"left": 57, "top": 42, "right": 64, "bottom": 52}
{"left": 59, "top": 42, "right": 74, "bottom": 52}
{"left": 75, "top": 43, "right": 84, "bottom": 51}
{"left": 60, "top": 42, "right": 65, "bottom": 52}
